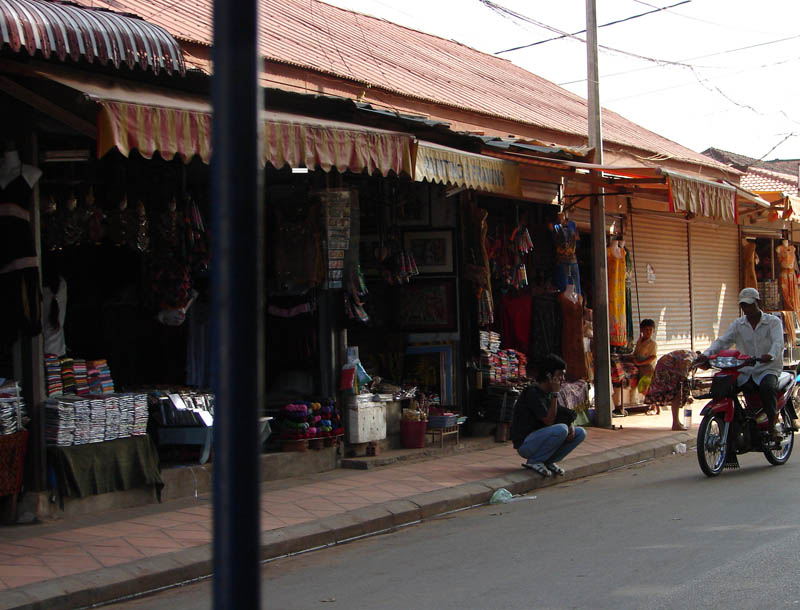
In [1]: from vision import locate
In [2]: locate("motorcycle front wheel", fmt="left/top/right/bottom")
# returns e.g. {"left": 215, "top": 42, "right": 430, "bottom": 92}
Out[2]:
{"left": 698, "top": 413, "right": 726, "bottom": 477}
{"left": 764, "top": 408, "right": 794, "bottom": 465}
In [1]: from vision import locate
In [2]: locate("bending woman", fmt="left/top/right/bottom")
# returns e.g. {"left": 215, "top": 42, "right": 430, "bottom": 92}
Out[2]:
{"left": 644, "top": 349, "right": 696, "bottom": 431}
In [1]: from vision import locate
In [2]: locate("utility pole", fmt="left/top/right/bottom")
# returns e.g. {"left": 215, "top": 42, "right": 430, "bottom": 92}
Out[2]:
{"left": 586, "top": 0, "right": 612, "bottom": 428}
{"left": 212, "top": 0, "right": 263, "bottom": 606}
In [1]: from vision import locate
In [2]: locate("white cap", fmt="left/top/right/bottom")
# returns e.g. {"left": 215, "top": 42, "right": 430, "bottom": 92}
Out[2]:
{"left": 738, "top": 287, "right": 760, "bottom": 305}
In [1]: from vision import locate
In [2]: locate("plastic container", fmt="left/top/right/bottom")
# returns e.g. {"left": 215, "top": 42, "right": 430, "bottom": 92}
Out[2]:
{"left": 428, "top": 414, "right": 458, "bottom": 428}
{"left": 684, "top": 407, "right": 692, "bottom": 428}
{"left": 346, "top": 401, "right": 386, "bottom": 443}
{"left": 401, "top": 420, "right": 427, "bottom": 448}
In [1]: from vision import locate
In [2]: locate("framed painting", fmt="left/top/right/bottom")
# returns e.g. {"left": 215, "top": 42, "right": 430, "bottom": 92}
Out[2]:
{"left": 404, "top": 343, "right": 454, "bottom": 405}
{"left": 430, "top": 185, "right": 457, "bottom": 227}
{"left": 403, "top": 230, "right": 453, "bottom": 274}
{"left": 395, "top": 182, "right": 430, "bottom": 226}
{"left": 359, "top": 233, "right": 383, "bottom": 277}
{"left": 396, "top": 277, "right": 457, "bottom": 332}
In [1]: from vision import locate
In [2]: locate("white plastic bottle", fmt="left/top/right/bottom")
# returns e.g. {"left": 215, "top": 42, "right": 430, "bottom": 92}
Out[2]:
{"left": 684, "top": 407, "right": 692, "bottom": 428}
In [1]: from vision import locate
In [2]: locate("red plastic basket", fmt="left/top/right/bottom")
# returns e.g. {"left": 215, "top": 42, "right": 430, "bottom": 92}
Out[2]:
{"left": 401, "top": 420, "right": 427, "bottom": 449}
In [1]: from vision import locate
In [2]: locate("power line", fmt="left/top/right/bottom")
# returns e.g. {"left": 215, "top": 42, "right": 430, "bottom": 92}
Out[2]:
{"left": 604, "top": 56, "right": 800, "bottom": 107}
{"left": 633, "top": 0, "right": 795, "bottom": 35}
{"left": 479, "top": 0, "right": 694, "bottom": 68}
{"left": 495, "top": 0, "right": 691, "bottom": 55}
{"left": 758, "top": 133, "right": 798, "bottom": 161}
{"left": 558, "top": 34, "right": 800, "bottom": 86}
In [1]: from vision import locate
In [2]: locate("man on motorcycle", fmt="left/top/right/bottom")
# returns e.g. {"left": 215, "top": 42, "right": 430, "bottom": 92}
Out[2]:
{"left": 696, "top": 287, "right": 784, "bottom": 443}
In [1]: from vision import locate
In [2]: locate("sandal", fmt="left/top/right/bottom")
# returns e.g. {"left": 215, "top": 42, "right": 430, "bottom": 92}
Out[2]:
{"left": 546, "top": 462, "right": 565, "bottom": 476}
{"left": 522, "top": 462, "right": 552, "bottom": 477}
{"left": 612, "top": 409, "right": 628, "bottom": 417}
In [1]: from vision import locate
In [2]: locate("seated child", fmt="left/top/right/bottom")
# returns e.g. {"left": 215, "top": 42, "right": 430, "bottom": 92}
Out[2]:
{"left": 632, "top": 319, "right": 658, "bottom": 413}
{"left": 611, "top": 319, "right": 658, "bottom": 417}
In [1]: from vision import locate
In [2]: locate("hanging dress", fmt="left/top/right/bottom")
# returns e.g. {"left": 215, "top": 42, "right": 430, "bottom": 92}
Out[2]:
{"left": 624, "top": 246, "right": 634, "bottom": 349}
{"left": 741, "top": 240, "right": 758, "bottom": 290}
{"left": 559, "top": 289, "right": 587, "bottom": 380}
{"left": 607, "top": 245, "right": 627, "bottom": 347}
{"left": 777, "top": 245, "right": 800, "bottom": 314}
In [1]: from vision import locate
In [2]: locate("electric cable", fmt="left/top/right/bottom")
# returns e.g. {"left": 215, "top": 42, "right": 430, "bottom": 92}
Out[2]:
{"left": 495, "top": 0, "right": 691, "bottom": 55}
{"left": 480, "top": 0, "right": 698, "bottom": 69}
{"left": 558, "top": 34, "right": 800, "bottom": 86}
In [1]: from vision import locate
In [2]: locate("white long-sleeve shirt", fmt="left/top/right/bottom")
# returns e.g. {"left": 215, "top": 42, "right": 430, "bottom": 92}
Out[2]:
{"left": 702, "top": 312, "right": 784, "bottom": 384}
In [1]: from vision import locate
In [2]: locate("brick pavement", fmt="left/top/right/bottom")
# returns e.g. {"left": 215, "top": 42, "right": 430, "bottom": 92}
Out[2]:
{"left": 0, "top": 410, "right": 694, "bottom": 609}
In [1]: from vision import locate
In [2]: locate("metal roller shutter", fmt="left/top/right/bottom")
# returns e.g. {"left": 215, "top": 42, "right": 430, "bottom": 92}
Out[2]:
{"left": 627, "top": 214, "right": 692, "bottom": 358}
{"left": 689, "top": 223, "right": 740, "bottom": 352}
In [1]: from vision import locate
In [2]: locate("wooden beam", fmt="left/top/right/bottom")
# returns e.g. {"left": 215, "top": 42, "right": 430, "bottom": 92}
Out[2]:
{"left": 0, "top": 76, "right": 96, "bottom": 139}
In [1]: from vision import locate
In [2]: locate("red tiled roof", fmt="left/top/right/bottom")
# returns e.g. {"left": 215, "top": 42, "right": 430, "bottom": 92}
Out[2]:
{"left": 740, "top": 166, "right": 799, "bottom": 194}
{"left": 703, "top": 147, "right": 800, "bottom": 176}
{"left": 64, "top": 0, "right": 727, "bottom": 171}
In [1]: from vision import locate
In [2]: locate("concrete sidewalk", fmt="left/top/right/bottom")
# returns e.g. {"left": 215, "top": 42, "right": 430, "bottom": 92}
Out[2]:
{"left": 0, "top": 411, "right": 695, "bottom": 610}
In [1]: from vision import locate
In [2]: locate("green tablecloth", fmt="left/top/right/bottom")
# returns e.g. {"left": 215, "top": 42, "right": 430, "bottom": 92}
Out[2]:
{"left": 48, "top": 435, "right": 163, "bottom": 500}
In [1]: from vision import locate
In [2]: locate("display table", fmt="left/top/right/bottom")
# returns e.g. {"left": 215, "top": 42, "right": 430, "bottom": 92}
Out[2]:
{"left": 426, "top": 424, "right": 460, "bottom": 448}
{"left": 47, "top": 435, "right": 163, "bottom": 501}
{"left": 154, "top": 417, "right": 272, "bottom": 464}
{"left": 156, "top": 426, "right": 213, "bottom": 464}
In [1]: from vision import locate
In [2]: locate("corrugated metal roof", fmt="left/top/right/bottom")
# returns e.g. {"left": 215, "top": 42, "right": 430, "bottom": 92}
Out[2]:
{"left": 62, "top": 0, "right": 727, "bottom": 170}
{"left": 0, "top": 0, "right": 184, "bottom": 75}
{"left": 741, "top": 166, "right": 799, "bottom": 195}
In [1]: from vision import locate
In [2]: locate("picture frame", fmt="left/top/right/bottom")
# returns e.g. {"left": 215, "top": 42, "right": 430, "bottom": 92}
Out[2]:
{"left": 430, "top": 185, "right": 457, "bottom": 227}
{"left": 359, "top": 233, "right": 382, "bottom": 277}
{"left": 403, "top": 230, "right": 453, "bottom": 274}
{"left": 395, "top": 182, "right": 430, "bottom": 226}
{"left": 404, "top": 343, "right": 454, "bottom": 405}
{"left": 396, "top": 277, "right": 457, "bottom": 332}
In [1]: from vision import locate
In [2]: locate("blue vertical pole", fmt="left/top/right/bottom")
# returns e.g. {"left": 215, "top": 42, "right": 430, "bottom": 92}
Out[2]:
{"left": 212, "top": 0, "right": 263, "bottom": 606}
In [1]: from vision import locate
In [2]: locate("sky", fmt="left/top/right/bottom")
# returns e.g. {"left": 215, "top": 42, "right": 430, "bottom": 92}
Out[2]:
{"left": 322, "top": 0, "right": 800, "bottom": 163}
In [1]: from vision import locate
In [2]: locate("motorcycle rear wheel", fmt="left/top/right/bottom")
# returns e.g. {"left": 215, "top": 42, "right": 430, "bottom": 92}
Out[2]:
{"left": 698, "top": 413, "right": 726, "bottom": 477}
{"left": 764, "top": 408, "right": 794, "bottom": 465}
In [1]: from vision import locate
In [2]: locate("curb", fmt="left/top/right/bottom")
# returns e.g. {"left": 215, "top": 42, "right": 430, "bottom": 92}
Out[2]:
{"left": 1, "top": 432, "right": 695, "bottom": 610}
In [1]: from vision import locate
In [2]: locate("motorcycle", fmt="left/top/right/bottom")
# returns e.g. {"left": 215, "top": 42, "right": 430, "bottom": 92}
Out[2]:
{"left": 695, "top": 349, "right": 798, "bottom": 477}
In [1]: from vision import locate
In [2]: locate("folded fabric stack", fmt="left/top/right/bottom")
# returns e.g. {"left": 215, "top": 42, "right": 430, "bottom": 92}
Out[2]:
{"left": 74, "top": 359, "right": 89, "bottom": 395}
{"left": 0, "top": 380, "right": 27, "bottom": 435}
{"left": 88, "top": 396, "right": 106, "bottom": 443}
{"left": 279, "top": 400, "right": 343, "bottom": 440}
{"left": 132, "top": 393, "right": 149, "bottom": 436}
{"left": 90, "top": 359, "right": 115, "bottom": 394}
{"left": 45, "top": 355, "right": 63, "bottom": 396}
{"left": 505, "top": 349, "right": 528, "bottom": 380}
{"left": 87, "top": 363, "right": 101, "bottom": 394}
{"left": 118, "top": 394, "right": 135, "bottom": 438}
{"left": 69, "top": 397, "right": 92, "bottom": 445}
{"left": 44, "top": 398, "right": 76, "bottom": 446}
{"left": 104, "top": 395, "right": 120, "bottom": 440}
{"left": 60, "top": 357, "right": 76, "bottom": 394}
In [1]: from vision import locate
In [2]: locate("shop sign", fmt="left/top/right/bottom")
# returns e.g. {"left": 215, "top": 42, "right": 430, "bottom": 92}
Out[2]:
{"left": 415, "top": 143, "right": 521, "bottom": 197}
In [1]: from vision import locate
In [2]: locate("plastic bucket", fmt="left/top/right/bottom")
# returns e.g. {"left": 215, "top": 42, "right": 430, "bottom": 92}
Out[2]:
{"left": 401, "top": 420, "right": 427, "bottom": 448}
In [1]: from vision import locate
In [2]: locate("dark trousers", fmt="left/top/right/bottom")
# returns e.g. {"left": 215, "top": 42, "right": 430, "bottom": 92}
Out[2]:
{"left": 741, "top": 374, "right": 779, "bottom": 420}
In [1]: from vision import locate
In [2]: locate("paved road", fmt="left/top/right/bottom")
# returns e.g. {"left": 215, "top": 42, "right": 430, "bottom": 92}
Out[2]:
{"left": 100, "top": 448, "right": 800, "bottom": 609}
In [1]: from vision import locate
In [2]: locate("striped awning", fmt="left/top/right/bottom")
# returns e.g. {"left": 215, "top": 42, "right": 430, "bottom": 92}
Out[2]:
{"left": 98, "top": 100, "right": 212, "bottom": 163}
{"left": 99, "top": 103, "right": 414, "bottom": 176}
{"left": 0, "top": 0, "right": 184, "bottom": 75}
{"left": 34, "top": 67, "right": 414, "bottom": 174}
{"left": 415, "top": 141, "right": 521, "bottom": 196}
{"left": 263, "top": 114, "right": 413, "bottom": 177}
{"left": 663, "top": 170, "right": 737, "bottom": 222}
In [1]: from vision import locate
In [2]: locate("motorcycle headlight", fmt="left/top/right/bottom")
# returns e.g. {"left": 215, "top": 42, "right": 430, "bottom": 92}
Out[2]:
{"left": 710, "top": 356, "right": 742, "bottom": 368}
